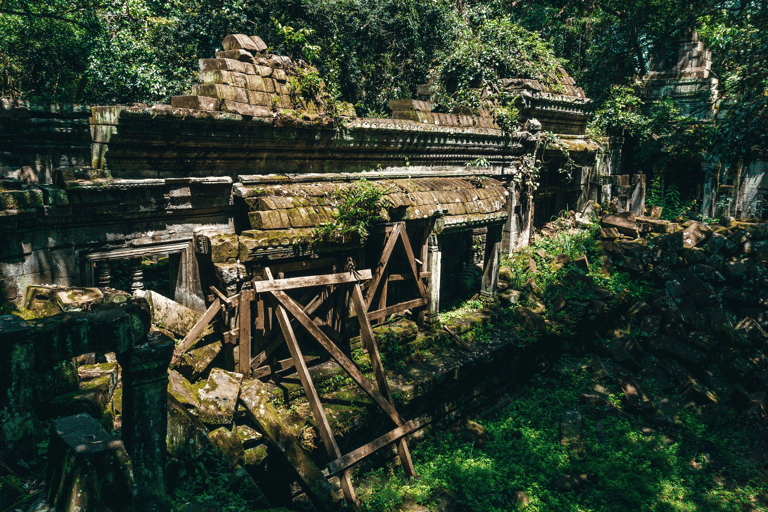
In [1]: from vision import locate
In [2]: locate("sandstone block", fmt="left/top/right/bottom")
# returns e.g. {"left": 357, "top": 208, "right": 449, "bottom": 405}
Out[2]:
{"left": 262, "top": 78, "right": 276, "bottom": 93}
{"left": 681, "top": 222, "right": 712, "bottom": 248}
{"left": 248, "top": 210, "right": 287, "bottom": 229}
{"left": 222, "top": 34, "right": 259, "bottom": 52}
{"left": 46, "top": 414, "right": 133, "bottom": 511}
{"left": 167, "top": 396, "right": 209, "bottom": 461}
{"left": 247, "top": 90, "right": 272, "bottom": 106}
{"left": 215, "top": 49, "right": 254, "bottom": 63}
{"left": 199, "top": 57, "right": 246, "bottom": 74}
{"left": 198, "top": 368, "right": 243, "bottom": 425}
{"left": 199, "top": 70, "right": 247, "bottom": 88}
{"left": 209, "top": 233, "right": 239, "bottom": 262}
{"left": 601, "top": 213, "right": 638, "bottom": 237}
{"left": 272, "top": 68, "right": 287, "bottom": 82}
{"left": 246, "top": 74, "right": 265, "bottom": 91}
{"left": 177, "top": 341, "right": 222, "bottom": 380}
{"left": 171, "top": 95, "right": 221, "bottom": 111}
{"left": 278, "top": 95, "right": 293, "bottom": 109}
{"left": 208, "top": 426, "right": 245, "bottom": 467}
{"left": 220, "top": 100, "right": 271, "bottom": 117}
{"left": 167, "top": 369, "right": 200, "bottom": 409}
{"left": 249, "top": 35, "right": 268, "bottom": 53}
{"left": 255, "top": 65, "right": 272, "bottom": 77}
{"left": 191, "top": 83, "right": 245, "bottom": 103}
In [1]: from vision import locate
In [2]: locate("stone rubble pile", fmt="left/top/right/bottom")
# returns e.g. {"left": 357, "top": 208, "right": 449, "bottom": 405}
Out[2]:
{"left": 171, "top": 33, "right": 356, "bottom": 120}
{"left": 598, "top": 212, "right": 768, "bottom": 418}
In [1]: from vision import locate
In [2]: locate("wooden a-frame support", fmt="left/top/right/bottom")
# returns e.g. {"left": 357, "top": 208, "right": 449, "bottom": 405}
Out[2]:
{"left": 262, "top": 266, "right": 417, "bottom": 506}
{"left": 365, "top": 221, "right": 429, "bottom": 323}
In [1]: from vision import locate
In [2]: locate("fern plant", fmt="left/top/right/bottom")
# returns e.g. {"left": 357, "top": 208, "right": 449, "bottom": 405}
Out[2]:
{"left": 313, "top": 179, "right": 393, "bottom": 244}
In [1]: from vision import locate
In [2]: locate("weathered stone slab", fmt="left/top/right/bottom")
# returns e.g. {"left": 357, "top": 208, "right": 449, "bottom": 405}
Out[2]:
{"left": 209, "top": 426, "right": 245, "bottom": 467}
{"left": 46, "top": 414, "right": 133, "bottom": 511}
{"left": 168, "top": 368, "right": 201, "bottom": 409}
{"left": 176, "top": 341, "right": 222, "bottom": 380}
{"left": 601, "top": 213, "right": 638, "bottom": 237}
{"left": 681, "top": 222, "right": 712, "bottom": 248}
{"left": 171, "top": 95, "right": 221, "bottom": 111}
{"left": 222, "top": 34, "right": 260, "bottom": 52}
{"left": 249, "top": 35, "right": 268, "bottom": 54}
{"left": 560, "top": 410, "right": 584, "bottom": 457}
{"left": 198, "top": 368, "right": 242, "bottom": 425}
{"left": 239, "top": 379, "right": 338, "bottom": 512}
{"left": 135, "top": 289, "right": 201, "bottom": 338}
{"left": 55, "top": 287, "right": 103, "bottom": 312}
{"left": 637, "top": 216, "right": 673, "bottom": 234}
{"left": 167, "top": 395, "right": 208, "bottom": 461}
{"left": 215, "top": 49, "right": 254, "bottom": 62}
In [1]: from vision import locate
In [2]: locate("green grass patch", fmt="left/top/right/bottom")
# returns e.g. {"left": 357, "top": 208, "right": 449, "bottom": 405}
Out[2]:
{"left": 356, "top": 356, "right": 768, "bottom": 512}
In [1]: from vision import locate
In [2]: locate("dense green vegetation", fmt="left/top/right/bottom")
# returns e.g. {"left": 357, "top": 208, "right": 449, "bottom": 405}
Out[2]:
{"left": 357, "top": 356, "right": 768, "bottom": 511}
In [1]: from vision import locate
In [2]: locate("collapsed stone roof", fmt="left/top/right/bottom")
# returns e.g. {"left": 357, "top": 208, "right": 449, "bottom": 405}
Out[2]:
{"left": 230, "top": 174, "right": 508, "bottom": 259}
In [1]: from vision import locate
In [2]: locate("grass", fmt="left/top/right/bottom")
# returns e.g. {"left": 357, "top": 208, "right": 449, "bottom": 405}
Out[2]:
{"left": 356, "top": 355, "right": 768, "bottom": 512}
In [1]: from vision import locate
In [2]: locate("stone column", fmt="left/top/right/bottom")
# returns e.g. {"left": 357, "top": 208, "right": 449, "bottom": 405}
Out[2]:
{"left": 117, "top": 332, "right": 174, "bottom": 510}
{"left": 480, "top": 224, "right": 502, "bottom": 302}
{"left": 130, "top": 258, "right": 145, "bottom": 292}
{"left": 96, "top": 260, "right": 111, "bottom": 287}
{"left": 425, "top": 233, "right": 442, "bottom": 328}
{"left": 504, "top": 182, "right": 521, "bottom": 255}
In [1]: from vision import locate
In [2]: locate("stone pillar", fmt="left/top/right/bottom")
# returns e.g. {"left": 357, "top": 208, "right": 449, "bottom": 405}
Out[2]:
{"left": 504, "top": 183, "right": 521, "bottom": 255}
{"left": 130, "top": 258, "right": 145, "bottom": 292}
{"left": 425, "top": 233, "right": 442, "bottom": 328}
{"left": 480, "top": 224, "right": 502, "bottom": 302}
{"left": 96, "top": 260, "right": 111, "bottom": 287}
{"left": 117, "top": 332, "right": 174, "bottom": 509}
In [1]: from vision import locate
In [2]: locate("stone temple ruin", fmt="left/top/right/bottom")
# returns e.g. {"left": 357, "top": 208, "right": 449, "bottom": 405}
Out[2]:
{"left": 0, "top": 32, "right": 651, "bottom": 510}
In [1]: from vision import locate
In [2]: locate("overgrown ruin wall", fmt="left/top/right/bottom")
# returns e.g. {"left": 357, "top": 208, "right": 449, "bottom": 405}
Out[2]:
{"left": 0, "top": 36, "right": 623, "bottom": 312}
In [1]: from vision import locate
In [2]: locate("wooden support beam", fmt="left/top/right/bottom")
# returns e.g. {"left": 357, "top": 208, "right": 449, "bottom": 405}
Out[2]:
{"left": 367, "top": 298, "right": 428, "bottom": 321}
{"left": 265, "top": 256, "right": 342, "bottom": 275}
{"left": 387, "top": 272, "right": 430, "bottom": 282}
{"left": 351, "top": 284, "right": 416, "bottom": 478}
{"left": 270, "top": 290, "right": 406, "bottom": 426}
{"left": 443, "top": 326, "right": 474, "bottom": 352}
{"left": 238, "top": 289, "right": 254, "bottom": 376}
{"left": 365, "top": 224, "right": 401, "bottom": 309}
{"left": 210, "top": 286, "right": 235, "bottom": 306}
{"left": 171, "top": 298, "right": 221, "bottom": 364}
{"left": 250, "top": 355, "right": 321, "bottom": 380}
{"left": 266, "top": 268, "right": 358, "bottom": 505}
{"left": 325, "top": 419, "right": 422, "bottom": 477}
{"left": 398, "top": 225, "right": 427, "bottom": 298}
{"left": 253, "top": 270, "right": 372, "bottom": 294}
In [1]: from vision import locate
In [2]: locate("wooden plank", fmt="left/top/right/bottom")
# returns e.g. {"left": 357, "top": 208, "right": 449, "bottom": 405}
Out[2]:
{"left": 266, "top": 256, "right": 341, "bottom": 275}
{"left": 222, "top": 329, "right": 238, "bottom": 346}
{"left": 250, "top": 355, "right": 321, "bottom": 379}
{"left": 266, "top": 268, "right": 358, "bottom": 505}
{"left": 251, "top": 351, "right": 268, "bottom": 371}
{"left": 375, "top": 268, "right": 389, "bottom": 325}
{"left": 351, "top": 284, "right": 416, "bottom": 478}
{"left": 270, "top": 290, "right": 406, "bottom": 426}
{"left": 398, "top": 226, "right": 427, "bottom": 298}
{"left": 387, "top": 272, "right": 430, "bottom": 282}
{"left": 210, "top": 285, "right": 235, "bottom": 305}
{"left": 238, "top": 289, "right": 254, "bottom": 376}
{"left": 365, "top": 224, "right": 401, "bottom": 309}
{"left": 253, "top": 270, "right": 372, "bottom": 293}
{"left": 443, "top": 326, "right": 474, "bottom": 352}
{"left": 171, "top": 298, "right": 221, "bottom": 364}
{"left": 326, "top": 420, "right": 422, "bottom": 476}
{"left": 368, "top": 298, "right": 428, "bottom": 321}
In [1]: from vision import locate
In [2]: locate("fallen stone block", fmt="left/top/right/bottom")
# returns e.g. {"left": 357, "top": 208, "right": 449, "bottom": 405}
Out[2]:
{"left": 176, "top": 341, "right": 222, "bottom": 380}
{"left": 681, "top": 222, "right": 712, "bottom": 248}
{"left": 560, "top": 410, "right": 584, "bottom": 457}
{"left": 638, "top": 217, "right": 673, "bottom": 234}
{"left": 209, "top": 426, "right": 245, "bottom": 467}
{"left": 45, "top": 414, "right": 134, "bottom": 511}
{"left": 167, "top": 395, "right": 209, "bottom": 461}
{"left": 167, "top": 368, "right": 201, "bottom": 409}
{"left": 601, "top": 213, "right": 638, "bottom": 238}
{"left": 135, "top": 289, "right": 201, "bottom": 338}
{"left": 240, "top": 379, "right": 338, "bottom": 512}
{"left": 198, "top": 368, "right": 243, "bottom": 425}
